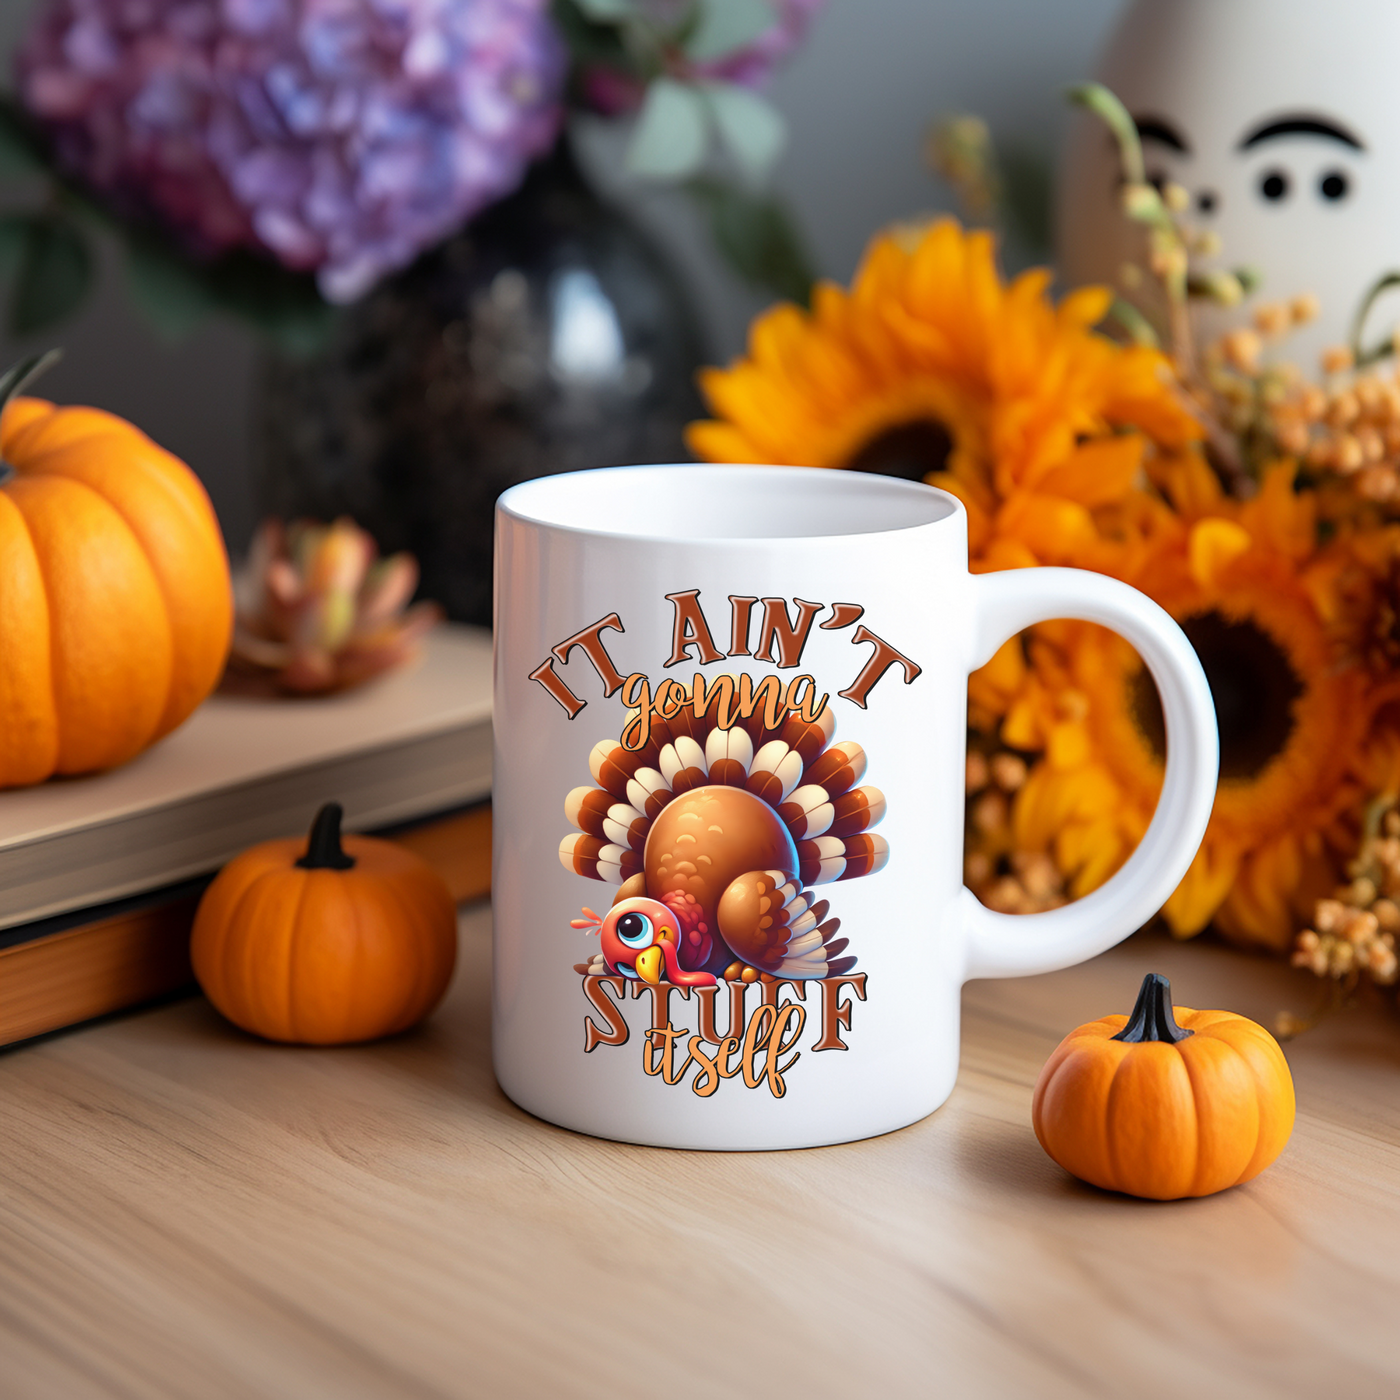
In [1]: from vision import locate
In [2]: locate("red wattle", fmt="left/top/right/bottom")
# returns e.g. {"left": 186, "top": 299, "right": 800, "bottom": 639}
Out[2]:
{"left": 660, "top": 889, "right": 715, "bottom": 967}
{"left": 661, "top": 939, "right": 717, "bottom": 988}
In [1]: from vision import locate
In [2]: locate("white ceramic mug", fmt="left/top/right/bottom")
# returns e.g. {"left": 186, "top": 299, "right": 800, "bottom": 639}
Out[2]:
{"left": 493, "top": 465, "right": 1217, "bottom": 1150}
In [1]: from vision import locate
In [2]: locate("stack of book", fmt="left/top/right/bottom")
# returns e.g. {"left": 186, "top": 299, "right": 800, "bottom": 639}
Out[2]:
{"left": 0, "top": 625, "right": 493, "bottom": 1047}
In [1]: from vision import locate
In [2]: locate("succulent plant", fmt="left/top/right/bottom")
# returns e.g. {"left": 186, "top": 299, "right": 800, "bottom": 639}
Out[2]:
{"left": 227, "top": 517, "right": 441, "bottom": 694}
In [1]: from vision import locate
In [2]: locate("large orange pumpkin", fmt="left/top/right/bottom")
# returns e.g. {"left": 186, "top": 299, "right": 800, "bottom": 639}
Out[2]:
{"left": 1031, "top": 973, "right": 1296, "bottom": 1200}
{"left": 191, "top": 803, "right": 458, "bottom": 1044}
{"left": 0, "top": 353, "right": 232, "bottom": 786}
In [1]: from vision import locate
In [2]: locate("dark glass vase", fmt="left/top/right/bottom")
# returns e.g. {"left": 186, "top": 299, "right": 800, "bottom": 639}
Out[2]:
{"left": 256, "top": 138, "right": 705, "bottom": 626}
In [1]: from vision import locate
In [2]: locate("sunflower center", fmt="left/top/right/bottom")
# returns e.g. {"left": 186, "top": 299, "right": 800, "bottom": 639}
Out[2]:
{"left": 1130, "top": 611, "right": 1303, "bottom": 782}
{"left": 844, "top": 419, "right": 952, "bottom": 480}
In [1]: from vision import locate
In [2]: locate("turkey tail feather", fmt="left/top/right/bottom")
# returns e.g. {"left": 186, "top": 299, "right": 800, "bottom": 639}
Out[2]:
{"left": 798, "top": 836, "right": 848, "bottom": 885}
{"left": 779, "top": 744, "right": 868, "bottom": 839}
{"left": 564, "top": 787, "right": 649, "bottom": 852}
{"left": 777, "top": 784, "right": 834, "bottom": 840}
{"left": 799, "top": 831, "right": 888, "bottom": 884}
{"left": 659, "top": 735, "right": 708, "bottom": 793}
{"left": 837, "top": 834, "right": 889, "bottom": 880}
{"left": 589, "top": 740, "right": 650, "bottom": 802}
{"left": 705, "top": 724, "right": 754, "bottom": 787}
{"left": 830, "top": 786, "right": 886, "bottom": 837}
{"left": 665, "top": 703, "right": 705, "bottom": 744}
{"left": 802, "top": 741, "right": 866, "bottom": 798}
{"left": 559, "top": 833, "right": 641, "bottom": 884}
{"left": 778, "top": 707, "right": 837, "bottom": 765}
{"left": 626, "top": 767, "right": 672, "bottom": 821}
{"left": 746, "top": 739, "right": 804, "bottom": 806}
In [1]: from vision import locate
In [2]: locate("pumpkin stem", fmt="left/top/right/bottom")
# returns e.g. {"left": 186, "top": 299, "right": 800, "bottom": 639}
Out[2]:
{"left": 0, "top": 348, "right": 63, "bottom": 423}
{"left": 1111, "top": 972, "right": 1194, "bottom": 1044}
{"left": 296, "top": 802, "right": 356, "bottom": 870}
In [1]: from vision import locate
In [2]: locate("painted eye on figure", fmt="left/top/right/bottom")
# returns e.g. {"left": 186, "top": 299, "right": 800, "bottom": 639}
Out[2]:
{"left": 1319, "top": 169, "right": 1350, "bottom": 201}
{"left": 615, "top": 912, "right": 655, "bottom": 948}
{"left": 1258, "top": 169, "right": 1290, "bottom": 202}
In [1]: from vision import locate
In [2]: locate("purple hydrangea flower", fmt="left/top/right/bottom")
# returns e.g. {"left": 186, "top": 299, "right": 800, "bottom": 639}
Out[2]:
{"left": 18, "top": 0, "right": 566, "bottom": 302}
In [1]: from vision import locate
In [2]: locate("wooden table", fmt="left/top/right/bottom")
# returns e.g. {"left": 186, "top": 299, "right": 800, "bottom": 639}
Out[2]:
{"left": 3, "top": 905, "right": 1398, "bottom": 1399}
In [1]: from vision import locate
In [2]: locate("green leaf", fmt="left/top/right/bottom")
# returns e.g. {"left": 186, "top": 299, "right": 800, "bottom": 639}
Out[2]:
{"left": 1350, "top": 269, "right": 1400, "bottom": 367}
{"left": 685, "top": 0, "right": 776, "bottom": 62}
{"left": 999, "top": 144, "right": 1053, "bottom": 257}
{"left": 0, "top": 213, "right": 30, "bottom": 282}
{"left": 7, "top": 214, "right": 94, "bottom": 336}
{"left": 1234, "top": 265, "right": 1262, "bottom": 297}
{"left": 702, "top": 82, "right": 785, "bottom": 178}
{"left": 1067, "top": 82, "right": 1144, "bottom": 186}
{"left": 549, "top": 0, "right": 632, "bottom": 68}
{"left": 0, "top": 96, "right": 49, "bottom": 178}
{"left": 123, "top": 217, "right": 336, "bottom": 354}
{"left": 1106, "top": 296, "right": 1160, "bottom": 349}
{"left": 571, "top": 0, "right": 633, "bottom": 18}
{"left": 626, "top": 78, "right": 709, "bottom": 180}
{"left": 200, "top": 250, "right": 338, "bottom": 357}
{"left": 124, "top": 231, "right": 215, "bottom": 340}
{"left": 687, "top": 177, "right": 815, "bottom": 305}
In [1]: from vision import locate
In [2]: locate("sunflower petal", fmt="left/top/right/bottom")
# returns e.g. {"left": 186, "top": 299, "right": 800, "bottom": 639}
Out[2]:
{"left": 1188, "top": 518, "right": 1252, "bottom": 589}
{"left": 1162, "top": 843, "right": 1241, "bottom": 937}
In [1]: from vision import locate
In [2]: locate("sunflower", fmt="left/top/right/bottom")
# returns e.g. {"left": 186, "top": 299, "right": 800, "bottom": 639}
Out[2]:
{"left": 687, "top": 218, "right": 1200, "bottom": 569}
{"left": 976, "top": 456, "right": 1381, "bottom": 952}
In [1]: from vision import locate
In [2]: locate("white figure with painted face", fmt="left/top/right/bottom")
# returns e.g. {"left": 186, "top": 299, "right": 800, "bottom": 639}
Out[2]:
{"left": 1058, "top": 0, "right": 1400, "bottom": 369}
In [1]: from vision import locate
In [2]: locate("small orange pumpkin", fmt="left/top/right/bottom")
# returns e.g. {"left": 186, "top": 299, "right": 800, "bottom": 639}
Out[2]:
{"left": 0, "top": 351, "right": 233, "bottom": 787}
{"left": 1031, "top": 973, "right": 1295, "bottom": 1200}
{"left": 191, "top": 803, "right": 458, "bottom": 1044}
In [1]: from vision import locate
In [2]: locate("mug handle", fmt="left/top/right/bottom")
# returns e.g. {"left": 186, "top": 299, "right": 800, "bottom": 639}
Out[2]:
{"left": 961, "top": 567, "right": 1218, "bottom": 981}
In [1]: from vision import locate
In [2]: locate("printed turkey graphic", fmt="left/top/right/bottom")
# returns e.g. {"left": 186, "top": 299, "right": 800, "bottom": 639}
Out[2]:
{"left": 562, "top": 693, "right": 887, "bottom": 985}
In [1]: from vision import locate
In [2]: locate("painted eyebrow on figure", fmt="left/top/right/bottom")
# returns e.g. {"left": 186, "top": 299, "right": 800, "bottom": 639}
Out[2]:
{"left": 1133, "top": 115, "right": 1190, "bottom": 153}
{"left": 1237, "top": 115, "right": 1366, "bottom": 151}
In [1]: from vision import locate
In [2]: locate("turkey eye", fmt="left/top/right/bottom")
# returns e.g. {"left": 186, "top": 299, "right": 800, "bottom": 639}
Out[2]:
{"left": 1319, "top": 169, "right": 1349, "bottom": 201}
{"left": 1259, "top": 169, "right": 1290, "bottom": 202}
{"left": 616, "top": 912, "right": 654, "bottom": 948}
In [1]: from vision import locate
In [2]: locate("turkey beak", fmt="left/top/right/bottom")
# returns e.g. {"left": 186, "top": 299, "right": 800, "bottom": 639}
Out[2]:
{"left": 635, "top": 945, "right": 664, "bottom": 985}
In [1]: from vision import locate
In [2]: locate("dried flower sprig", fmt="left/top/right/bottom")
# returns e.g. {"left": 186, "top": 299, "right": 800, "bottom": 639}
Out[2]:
{"left": 1069, "top": 83, "right": 1276, "bottom": 494}
{"left": 227, "top": 517, "right": 441, "bottom": 696}
{"left": 1070, "top": 83, "right": 1400, "bottom": 513}
{"left": 1268, "top": 353, "right": 1400, "bottom": 507}
{"left": 926, "top": 115, "right": 1002, "bottom": 224}
{"left": 964, "top": 746, "right": 1066, "bottom": 915}
{"left": 1282, "top": 801, "right": 1400, "bottom": 1035}
{"left": 1069, "top": 84, "right": 1261, "bottom": 367}
{"left": 1294, "top": 801, "right": 1400, "bottom": 984}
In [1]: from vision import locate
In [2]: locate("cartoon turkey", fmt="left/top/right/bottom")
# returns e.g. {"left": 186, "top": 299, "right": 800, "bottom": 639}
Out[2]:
{"left": 561, "top": 689, "right": 887, "bottom": 985}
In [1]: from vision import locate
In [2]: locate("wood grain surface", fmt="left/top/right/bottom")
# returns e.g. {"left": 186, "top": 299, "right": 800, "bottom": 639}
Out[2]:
{"left": 2, "top": 906, "right": 1398, "bottom": 1399}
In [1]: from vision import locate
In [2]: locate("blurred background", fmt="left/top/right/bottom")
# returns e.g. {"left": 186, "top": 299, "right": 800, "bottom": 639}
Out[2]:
{"left": 0, "top": 0, "right": 1123, "bottom": 555}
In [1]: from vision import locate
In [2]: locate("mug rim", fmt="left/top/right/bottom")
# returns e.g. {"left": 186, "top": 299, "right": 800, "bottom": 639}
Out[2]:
{"left": 496, "top": 463, "right": 963, "bottom": 546}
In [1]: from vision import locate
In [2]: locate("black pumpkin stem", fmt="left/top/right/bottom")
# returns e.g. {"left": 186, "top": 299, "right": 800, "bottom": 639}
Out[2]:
{"left": 0, "top": 350, "right": 62, "bottom": 480}
{"left": 0, "top": 349, "right": 62, "bottom": 420}
{"left": 296, "top": 802, "right": 356, "bottom": 870}
{"left": 1111, "top": 972, "right": 1194, "bottom": 1044}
